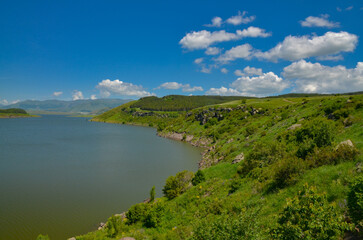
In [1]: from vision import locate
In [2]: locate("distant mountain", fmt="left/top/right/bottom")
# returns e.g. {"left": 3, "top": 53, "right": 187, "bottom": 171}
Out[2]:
{"left": 3, "top": 99, "right": 131, "bottom": 115}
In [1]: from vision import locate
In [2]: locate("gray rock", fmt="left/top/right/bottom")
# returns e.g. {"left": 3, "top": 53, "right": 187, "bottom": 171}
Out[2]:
{"left": 232, "top": 152, "right": 244, "bottom": 164}
{"left": 287, "top": 124, "right": 302, "bottom": 130}
{"left": 119, "top": 238, "right": 136, "bottom": 240}
{"left": 337, "top": 139, "right": 354, "bottom": 148}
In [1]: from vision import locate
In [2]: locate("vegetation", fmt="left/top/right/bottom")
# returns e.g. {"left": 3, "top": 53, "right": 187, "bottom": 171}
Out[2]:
{"left": 0, "top": 108, "right": 36, "bottom": 118}
{"left": 71, "top": 93, "right": 363, "bottom": 240}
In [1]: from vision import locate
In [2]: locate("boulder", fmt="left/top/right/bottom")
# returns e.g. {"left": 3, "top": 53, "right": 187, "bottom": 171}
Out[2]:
{"left": 232, "top": 153, "right": 244, "bottom": 164}
{"left": 119, "top": 238, "right": 136, "bottom": 240}
{"left": 337, "top": 139, "right": 354, "bottom": 148}
{"left": 287, "top": 124, "right": 302, "bottom": 130}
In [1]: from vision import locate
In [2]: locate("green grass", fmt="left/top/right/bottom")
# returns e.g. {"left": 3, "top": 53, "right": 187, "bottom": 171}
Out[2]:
{"left": 72, "top": 94, "right": 363, "bottom": 240}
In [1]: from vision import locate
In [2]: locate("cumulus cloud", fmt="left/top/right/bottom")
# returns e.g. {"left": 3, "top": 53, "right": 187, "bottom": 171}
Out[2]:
{"left": 231, "top": 72, "right": 289, "bottom": 96}
{"left": 194, "top": 58, "right": 204, "bottom": 64}
{"left": 226, "top": 11, "right": 255, "bottom": 25}
{"left": 72, "top": 90, "right": 84, "bottom": 100}
{"left": 90, "top": 95, "right": 97, "bottom": 100}
{"left": 206, "top": 87, "right": 244, "bottom": 96}
{"left": 316, "top": 55, "right": 343, "bottom": 61}
{"left": 179, "top": 27, "right": 270, "bottom": 50}
{"left": 205, "top": 47, "right": 221, "bottom": 55}
{"left": 283, "top": 60, "right": 363, "bottom": 93}
{"left": 235, "top": 66, "right": 263, "bottom": 76}
{"left": 236, "top": 26, "right": 271, "bottom": 38}
{"left": 0, "top": 99, "right": 8, "bottom": 105}
{"left": 53, "top": 91, "right": 63, "bottom": 97}
{"left": 156, "top": 82, "right": 203, "bottom": 92}
{"left": 96, "top": 79, "right": 153, "bottom": 98}
{"left": 221, "top": 68, "right": 229, "bottom": 74}
{"left": 204, "top": 16, "right": 223, "bottom": 27}
{"left": 300, "top": 14, "right": 340, "bottom": 28}
{"left": 254, "top": 31, "right": 358, "bottom": 62}
{"left": 216, "top": 44, "right": 253, "bottom": 63}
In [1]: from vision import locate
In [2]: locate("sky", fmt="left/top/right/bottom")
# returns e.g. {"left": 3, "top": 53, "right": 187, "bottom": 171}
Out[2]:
{"left": 0, "top": 0, "right": 362, "bottom": 104}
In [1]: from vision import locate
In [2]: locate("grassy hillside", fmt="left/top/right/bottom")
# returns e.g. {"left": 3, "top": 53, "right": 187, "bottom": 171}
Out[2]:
{"left": 71, "top": 94, "right": 363, "bottom": 240}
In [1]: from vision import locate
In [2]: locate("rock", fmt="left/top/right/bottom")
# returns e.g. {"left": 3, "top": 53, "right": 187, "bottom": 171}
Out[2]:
{"left": 232, "top": 153, "right": 244, "bottom": 164}
{"left": 68, "top": 238, "right": 76, "bottom": 240}
{"left": 287, "top": 124, "right": 302, "bottom": 130}
{"left": 337, "top": 139, "right": 354, "bottom": 148}
{"left": 98, "top": 222, "right": 106, "bottom": 230}
{"left": 119, "top": 238, "right": 136, "bottom": 240}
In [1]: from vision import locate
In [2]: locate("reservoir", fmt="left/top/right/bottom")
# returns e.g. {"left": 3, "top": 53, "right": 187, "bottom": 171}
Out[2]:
{"left": 0, "top": 115, "right": 201, "bottom": 240}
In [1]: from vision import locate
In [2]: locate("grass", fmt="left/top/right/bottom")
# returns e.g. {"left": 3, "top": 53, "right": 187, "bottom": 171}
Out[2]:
{"left": 69, "top": 94, "right": 363, "bottom": 240}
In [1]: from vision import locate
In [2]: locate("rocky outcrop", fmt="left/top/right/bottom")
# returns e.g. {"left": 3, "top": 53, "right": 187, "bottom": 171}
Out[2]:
{"left": 287, "top": 123, "right": 302, "bottom": 130}
{"left": 232, "top": 152, "right": 244, "bottom": 164}
{"left": 336, "top": 139, "right": 354, "bottom": 148}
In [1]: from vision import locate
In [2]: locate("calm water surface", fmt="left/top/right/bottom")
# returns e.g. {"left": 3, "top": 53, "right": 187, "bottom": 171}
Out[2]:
{"left": 0, "top": 115, "right": 201, "bottom": 240}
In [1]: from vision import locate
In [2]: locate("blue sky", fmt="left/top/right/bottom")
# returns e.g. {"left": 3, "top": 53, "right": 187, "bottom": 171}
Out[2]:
{"left": 0, "top": 0, "right": 362, "bottom": 103}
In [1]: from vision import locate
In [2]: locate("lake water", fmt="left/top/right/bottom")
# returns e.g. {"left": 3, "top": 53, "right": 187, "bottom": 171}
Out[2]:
{"left": 0, "top": 115, "right": 201, "bottom": 240}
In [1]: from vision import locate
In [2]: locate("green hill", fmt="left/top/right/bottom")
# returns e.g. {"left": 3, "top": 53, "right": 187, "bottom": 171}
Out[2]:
{"left": 0, "top": 108, "right": 36, "bottom": 118}
{"left": 72, "top": 94, "right": 363, "bottom": 240}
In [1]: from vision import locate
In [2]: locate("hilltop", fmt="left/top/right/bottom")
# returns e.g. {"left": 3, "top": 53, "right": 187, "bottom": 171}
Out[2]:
{"left": 0, "top": 108, "right": 37, "bottom": 118}
{"left": 72, "top": 94, "right": 363, "bottom": 240}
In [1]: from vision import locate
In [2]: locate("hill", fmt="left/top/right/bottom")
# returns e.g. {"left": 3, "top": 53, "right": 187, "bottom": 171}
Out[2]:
{"left": 3, "top": 99, "right": 131, "bottom": 115}
{"left": 73, "top": 94, "right": 363, "bottom": 239}
{"left": 0, "top": 108, "right": 36, "bottom": 118}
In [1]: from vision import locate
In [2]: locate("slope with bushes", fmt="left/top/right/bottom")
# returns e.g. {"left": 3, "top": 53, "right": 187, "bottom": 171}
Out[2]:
{"left": 72, "top": 94, "right": 363, "bottom": 240}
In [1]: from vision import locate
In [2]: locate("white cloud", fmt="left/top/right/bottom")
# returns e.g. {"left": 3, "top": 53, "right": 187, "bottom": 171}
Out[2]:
{"left": 206, "top": 87, "right": 244, "bottom": 96}
{"left": 300, "top": 14, "right": 340, "bottom": 28}
{"left": 179, "top": 27, "right": 270, "bottom": 50}
{"left": 90, "top": 95, "right": 97, "bottom": 100}
{"left": 205, "top": 47, "right": 221, "bottom": 55}
{"left": 254, "top": 31, "right": 358, "bottom": 62}
{"left": 236, "top": 26, "right": 271, "bottom": 38}
{"left": 226, "top": 11, "right": 255, "bottom": 25}
{"left": 72, "top": 90, "right": 84, "bottom": 101}
{"left": 53, "top": 91, "right": 63, "bottom": 97}
{"left": 0, "top": 99, "right": 8, "bottom": 105}
{"left": 283, "top": 60, "right": 363, "bottom": 93}
{"left": 156, "top": 82, "right": 203, "bottom": 92}
{"left": 316, "top": 55, "right": 343, "bottom": 61}
{"left": 204, "top": 16, "right": 223, "bottom": 27}
{"left": 235, "top": 66, "right": 263, "bottom": 76}
{"left": 96, "top": 79, "right": 153, "bottom": 98}
{"left": 346, "top": 6, "right": 353, "bottom": 11}
{"left": 231, "top": 72, "right": 289, "bottom": 96}
{"left": 194, "top": 58, "right": 204, "bottom": 64}
{"left": 200, "top": 66, "right": 213, "bottom": 73}
{"left": 216, "top": 44, "right": 253, "bottom": 63}
{"left": 221, "top": 68, "right": 229, "bottom": 74}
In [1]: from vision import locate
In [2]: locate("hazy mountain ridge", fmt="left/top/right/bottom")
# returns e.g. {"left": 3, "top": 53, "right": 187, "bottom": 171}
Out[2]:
{"left": 1, "top": 99, "right": 131, "bottom": 115}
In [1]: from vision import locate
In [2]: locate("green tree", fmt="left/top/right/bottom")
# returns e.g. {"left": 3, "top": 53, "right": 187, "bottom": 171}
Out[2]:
{"left": 162, "top": 170, "right": 194, "bottom": 200}
{"left": 150, "top": 186, "right": 155, "bottom": 202}
{"left": 192, "top": 170, "right": 206, "bottom": 186}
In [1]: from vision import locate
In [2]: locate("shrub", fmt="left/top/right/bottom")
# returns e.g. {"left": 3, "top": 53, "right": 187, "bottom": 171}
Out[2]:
{"left": 150, "top": 186, "right": 155, "bottom": 202}
{"left": 271, "top": 184, "right": 352, "bottom": 240}
{"left": 126, "top": 203, "right": 149, "bottom": 224}
{"left": 144, "top": 201, "right": 165, "bottom": 228}
{"left": 36, "top": 235, "right": 50, "bottom": 240}
{"left": 295, "top": 118, "right": 334, "bottom": 148}
{"left": 239, "top": 142, "right": 286, "bottom": 176}
{"left": 267, "top": 158, "right": 304, "bottom": 191}
{"left": 105, "top": 215, "right": 122, "bottom": 238}
{"left": 192, "top": 170, "right": 206, "bottom": 186}
{"left": 348, "top": 175, "right": 363, "bottom": 230}
{"left": 245, "top": 125, "right": 257, "bottom": 136}
{"left": 191, "top": 210, "right": 260, "bottom": 240}
{"left": 162, "top": 170, "right": 194, "bottom": 200}
{"left": 229, "top": 178, "right": 242, "bottom": 194}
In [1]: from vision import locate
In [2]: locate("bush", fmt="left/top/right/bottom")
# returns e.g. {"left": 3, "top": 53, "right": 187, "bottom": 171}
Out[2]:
{"left": 150, "top": 186, "right": 155, "bottom": 202}
{"left": 239, "top": 142, "right": 286, "bottom": 177}
{"left": 271, "top": 184, "right": 352, "bottom": 239}
{"left": 229, "top": 178, "right": 242, "bottom": 194}
{"left": 36, "top": 235, "right": 50, "bottom": 240}
{"left": 163, "top": 170, "right": 194, "bottom": 200}
{"left": 192, "top": 170, "right": 206, "bottom": 186}
{"left": 144, "top": 201, "right": 165, "bottom": 228}
{"left": 348, "top": 175, "right": 363, "bottom": 230}
{"left": 126, "top": 203, "right": 149, "bottom": 224}
{"left": 268, "top": 158, "right": 304, "bottom": 191}
{"left": 105, "top": 215, "right": 122, "bottom": 237}
{"left": 295, "top": 118, "right": 334, "bottom": 148}
{"left": 191, "top": 210, "right": 260, "bottom": 240}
